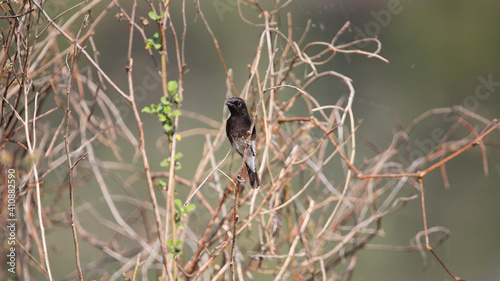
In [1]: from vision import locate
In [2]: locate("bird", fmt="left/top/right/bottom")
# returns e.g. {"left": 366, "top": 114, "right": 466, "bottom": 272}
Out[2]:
{"left": 225, "top": 97, "right": 260, "bottom": 188}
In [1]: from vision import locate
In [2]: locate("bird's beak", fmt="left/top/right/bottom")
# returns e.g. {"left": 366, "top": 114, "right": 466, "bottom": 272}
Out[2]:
{"left": 225, "top": 101, "right": 231, "bottom": 106}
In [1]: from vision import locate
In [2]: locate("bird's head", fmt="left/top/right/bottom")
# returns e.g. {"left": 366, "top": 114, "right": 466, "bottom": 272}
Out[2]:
{"left": 225, "top": 97, "right": 248, "bottom": 115}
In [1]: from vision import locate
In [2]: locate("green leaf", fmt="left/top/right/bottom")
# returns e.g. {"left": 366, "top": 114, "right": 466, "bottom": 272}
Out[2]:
{"left": 174, "top": 199, "right": 183, "bottom": 210}
{"left": 142, "top": 106, "right": 152, "bottom": 113}
{"left": 160, "top": 158, "right": 169, "bottom": 167}
{"left": 177, "top": 223, "right": 185, "bottom": 230}
{"left": 153, "top": 32, "right": 160, "bottom": 41}
{"left": 184, "top": 203, "right": 196, "bottom": 213}
{"left": 160, "top": 96, "right": 170, "bottom": 105}
{"left": 175, "top": 240, "right": 183, "bottom": 248}
{"left": 172, "top": 93, "right": 180, "bottom": 103}
{"left": 171, "top": 109, "right": 181, "bottom": 117}
{"left": 167, "top": 238, "right": 173, "bottom": 248}
{"left": 167, "top": 253, "right": 174, "bottom": 259}
{"left": 154, "top": 43, "right": 162, "bottom": 50}
{"left": 148, "top": 11, "right": 160, "bottom": 21}
{"left": 175, "top": 152, "right": 183, "bottom": 159}
{"left": 154, "top": 179, "right": 167, "bottom": 188}
{"left": 163, "top": 123, "right": 172, "bottom": 133}
{"left": 167, "top": 80, "right": 178, "bottom": 95}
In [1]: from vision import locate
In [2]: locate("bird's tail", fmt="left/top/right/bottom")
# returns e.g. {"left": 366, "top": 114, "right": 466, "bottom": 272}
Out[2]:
{"left": 246, "top": 166, "right": 260, "bottom": 189}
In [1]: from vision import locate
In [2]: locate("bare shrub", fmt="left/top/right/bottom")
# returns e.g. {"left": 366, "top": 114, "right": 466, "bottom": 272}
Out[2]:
{"left": 1, "top": 1, "right": 498, "bottom": 281}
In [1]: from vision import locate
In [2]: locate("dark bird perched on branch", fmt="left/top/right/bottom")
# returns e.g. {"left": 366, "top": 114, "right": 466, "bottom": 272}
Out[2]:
{"left": 225, "top": 97, "right": 260, "bottom": 188}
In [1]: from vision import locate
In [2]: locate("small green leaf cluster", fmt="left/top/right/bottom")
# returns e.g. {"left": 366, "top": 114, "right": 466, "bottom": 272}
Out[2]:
{"left": 166, "top": 197, "right": 196, "bottom": 258}
{"left": 174, "top": 199, "right": 196, "bottom": 230}
{"left": 142, "top": 81, "right": 181, "bottom": 141}
{"left": 160, "top": 152, "right": 183, "bottom": 170}
{"left": 144, "top": 11, "right": 165, "bottom": 50}
{"left": 154, "top": 179, "right": 167, "bottom": 190}
{"left": 145, "top": 32, "right": 161, "bottom": 50}
{"left": 167, "top": 238, "right": 183, "bottom": 259}
{"left": 148, "top": 11, "right": 164, "bottom": 21}
{"left": 142, "top": 80, "right": 182, "bottom": 171}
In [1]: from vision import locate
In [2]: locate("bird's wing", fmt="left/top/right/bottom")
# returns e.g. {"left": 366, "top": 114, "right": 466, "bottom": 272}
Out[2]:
{"left": 245, "top": 140, "right": 257, "bottom": 172}
{"left": 249, "top": 139, "right": 256, "bottom": 156}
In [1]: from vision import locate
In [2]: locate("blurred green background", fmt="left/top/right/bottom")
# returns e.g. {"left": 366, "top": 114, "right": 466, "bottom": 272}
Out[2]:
{"left": 32, "top": 0, "right": 500, "bottom": 280}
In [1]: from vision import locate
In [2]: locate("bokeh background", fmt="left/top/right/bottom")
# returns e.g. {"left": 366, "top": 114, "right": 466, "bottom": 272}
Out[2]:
{"left": 6, "top": 0, "right": 500, "bottom": 280}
